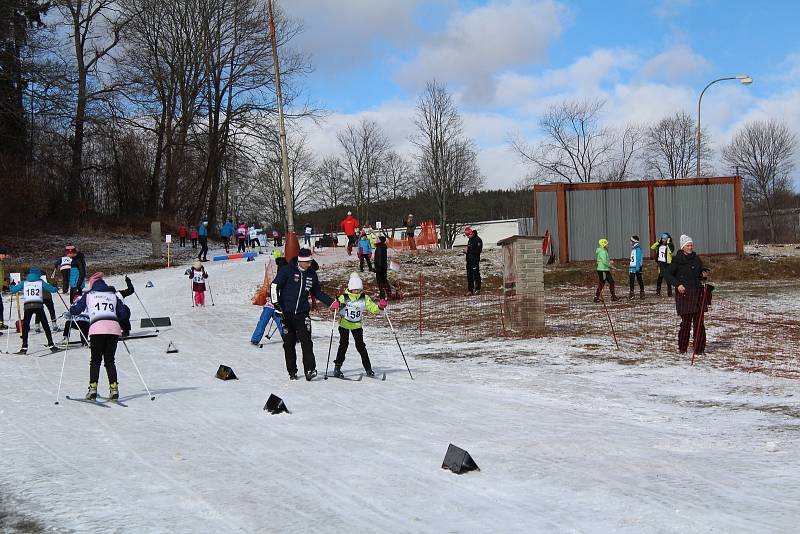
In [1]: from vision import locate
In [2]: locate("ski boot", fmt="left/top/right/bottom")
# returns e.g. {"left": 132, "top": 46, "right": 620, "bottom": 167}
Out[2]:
{"left": 109, "top": 383, "right": 119, "bottom": 401}
{"left": 628, "top": 291, "right": 635, "bottom": 301}
{"left": 85, "top": 383, "right": 98, "bottom": 401}
{"left": 305, "top": 369, "right": 318, "bottom": 381}
{"left": 333, "top": 366, "right": 344, "bottom": 378}
{"left": 593, "top": 297, "right": 601, "bottom": 303}
{"left": 289, "top": 373, "right": 299, "bottom": 380}
{"left": 15, "top": 345, "right": 28, "bottom": 355}
{"left": 35, "top": 325, "right": 42, "bottom": 334}
{"left": 365, "top": 369, "right": 375, "bottom": 378}
{"left": 45, "top": 343, "right": 59, "bottom": 353}
{"left": 51, "top": 320, "right": 61, "bottom": 333}
{"left": 0, "top": 322, "right": 6, "bottom": 330}
{"left": 639, "top": 290, "right": 645, "bottom": 300}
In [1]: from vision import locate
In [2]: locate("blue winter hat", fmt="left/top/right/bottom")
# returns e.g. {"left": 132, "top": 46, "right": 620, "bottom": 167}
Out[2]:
{"left": 661, "top": 233, "right": 669, "bottom": 239}
{"left": 29, "top": 266, "right": 41, "bottom": 276}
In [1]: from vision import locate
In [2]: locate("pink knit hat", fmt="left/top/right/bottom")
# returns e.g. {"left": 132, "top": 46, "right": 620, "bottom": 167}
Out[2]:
{"left": 88, "top": 272, "right": 104, "bottom": 289}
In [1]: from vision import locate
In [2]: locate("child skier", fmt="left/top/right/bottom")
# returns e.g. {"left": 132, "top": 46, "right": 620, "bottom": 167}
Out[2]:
{"left": 187, "top": 260, "right": 209, "bottom": 306}
{"left": 651, "top": 232, "right": 674, "bottom": 296}
{"left": 66, "top": 245, "right": 86, "bottom": 302}
{"left": 9, "top": 266, "right": 59, "bottom": 354}
{"left": 628, "top": 235, "right": 644, "bottom": 300}
{"left": 69, "top": 272, "right": 130, "bottom": 401}
{"left": 55, "top": 246, "right": 73, "bottom": 293}
{"left": 35, "top": 273, "right": 59, "bottom": 333}
{"left": 237, "top": 223, "right": 248, "bottom": 253}
{"left": 331, "top": 273, "right": 386, "bottom": 378}
{"left": 357, "top": 230, "right": 373, "bottom": 272}
{"left": 190, "top": 226, "right": 199, "bottom": 249}
{"left": 594, "top": 238, "right": 619, "bottom": 302}
{"left": 178, "top": 225, "right": 187, "bottom": 247}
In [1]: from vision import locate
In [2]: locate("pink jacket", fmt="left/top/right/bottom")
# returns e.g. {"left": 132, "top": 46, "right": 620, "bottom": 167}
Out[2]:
{"left": 89, "top": 319, "right": 122, "bottom": 337}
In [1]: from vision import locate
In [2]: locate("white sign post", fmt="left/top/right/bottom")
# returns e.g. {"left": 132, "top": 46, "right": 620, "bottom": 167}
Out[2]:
{"left": 166, "top": 234, "right": 172, "bottom": 267}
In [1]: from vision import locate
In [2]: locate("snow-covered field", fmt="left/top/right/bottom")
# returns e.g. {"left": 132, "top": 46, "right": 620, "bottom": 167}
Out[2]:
{"left": 1, "top": 245, "right": 799, "bottom": 533}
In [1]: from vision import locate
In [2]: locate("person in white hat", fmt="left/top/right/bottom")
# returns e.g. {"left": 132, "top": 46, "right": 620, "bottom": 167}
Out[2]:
{"left": 663, "top": 234, "right": 711, "bottom": 354}
{"left": 331, "top": 273, "right": 386, "bottom": 378}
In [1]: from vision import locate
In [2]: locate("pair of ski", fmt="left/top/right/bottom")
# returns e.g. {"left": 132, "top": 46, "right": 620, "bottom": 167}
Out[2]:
{"left": 326, "top": 372, "right": 387, "bottom": 382}
{"left": 10, "top": 346, "right": 65, "bottom": 356}
{"left": 64, "top": 395, "right": 128, "bottom": 408}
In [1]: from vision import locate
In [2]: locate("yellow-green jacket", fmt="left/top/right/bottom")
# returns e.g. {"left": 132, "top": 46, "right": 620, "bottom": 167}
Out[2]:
{"left": 337, "top": 290, "right": 380, "bottom": 330}
{"left": 650, "top": 238, "right": 673, "bottom": 264}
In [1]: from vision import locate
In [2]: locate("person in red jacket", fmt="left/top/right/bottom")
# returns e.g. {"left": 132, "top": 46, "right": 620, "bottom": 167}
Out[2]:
{"left": 189, "top": 226, "right": 199, "bottom": 249}
{"left": 340, "top": 211, "right": 360, "bottom": 255}
{"left": 178, "top": 225, "right": 187, "bottom": 248}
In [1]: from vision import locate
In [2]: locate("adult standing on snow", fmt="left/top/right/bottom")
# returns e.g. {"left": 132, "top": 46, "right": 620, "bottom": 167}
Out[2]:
{"left": 10, "top": 266, "right": 59, "bottom": 354}
{"left": 651, "top": 232, "right": 674, "bottom": 296}
{"left": 340, "top": 211, "right": 359, "bottom": 255}
{"left": 270, "top": 248, "right": 334, "bottom": 381}
{"left": 403, "top": 214, "right": 417, "bottom": 250}
{"left": 178, "top": 225, "right": 187, "bottom": 248}
{"left": 464, "top": 226, "right": 482, "bottom": 295}
{"left": 220, "top": 220, "right": 234, "bottom": 254}
{"left": 197, "top": 220, "right": 209, "bottom": 262}
{"left": 373, "top": 235, "right": 389, "bottom": 299}
{"left": 594, "top": 238, "right": 619, "bottom": 302}
{"left": 663, "top": 235, "right": 710, "bottom": 354}
{"left": 69, "top": 272, "right": 130, "bottom": 401}
{"left": 628, "top": 235, "right": 644, "bottom": 300}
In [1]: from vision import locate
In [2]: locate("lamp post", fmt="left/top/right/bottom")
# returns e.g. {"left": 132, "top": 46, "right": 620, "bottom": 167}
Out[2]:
{"left": 268, "top": 0, "right": 299, "bottom": 260}
{"left": 697, "top": 74, "right": 752, "bottom": 177}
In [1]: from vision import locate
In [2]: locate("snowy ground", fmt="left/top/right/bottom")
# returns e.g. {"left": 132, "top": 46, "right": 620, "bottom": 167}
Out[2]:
{"left": 1, "top": 245, "right": 799, "bottom": 533}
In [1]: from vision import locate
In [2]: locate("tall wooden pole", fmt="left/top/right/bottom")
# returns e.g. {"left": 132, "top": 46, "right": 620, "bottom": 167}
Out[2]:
{"left": 268, "top": 0, "right": 299, "bottom": 260}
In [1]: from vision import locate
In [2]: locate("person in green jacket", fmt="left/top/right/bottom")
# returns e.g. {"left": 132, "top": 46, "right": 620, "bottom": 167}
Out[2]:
{"left": 594, "top": 238, "right": 619, "bottom": 302}
{"left": 331, "top": 273, "right": 386, "bottom": 378}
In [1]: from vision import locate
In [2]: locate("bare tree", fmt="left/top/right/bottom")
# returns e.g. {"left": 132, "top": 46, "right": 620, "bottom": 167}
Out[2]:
{"left": 603, "top": 123, "right": 644, "bottom": 181}
{"left": 723, "top": 119, "right": 797, "bottom": 242}
{"left": 57, "top": 0, "right": 129, "bottom": 210}
{"left": 414, "top": 80, "right": 483, "bottom": 248}
{"left": 315, "top": 156, "right": 345, "bottom": 210}
{"left": 642, "top": 111, "right": 712, "bottom": 179}
{"left": 382, "top": 151, "right": 415, "bottom": 200}
{"left": 337, "top": 119, "right": 389, "bottom": 222}
{"left": 511, "top": 99, "right": 614, "bottom": 183}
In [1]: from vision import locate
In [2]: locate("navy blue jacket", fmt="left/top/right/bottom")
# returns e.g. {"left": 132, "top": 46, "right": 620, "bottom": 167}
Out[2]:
{"left": 270, "top": 263, "right": 333, "bottom": 314}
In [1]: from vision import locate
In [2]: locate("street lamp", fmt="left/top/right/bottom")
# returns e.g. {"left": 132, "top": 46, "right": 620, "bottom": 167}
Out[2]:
{"left": 697, "top": 74, "right": 752, "bottom": 177}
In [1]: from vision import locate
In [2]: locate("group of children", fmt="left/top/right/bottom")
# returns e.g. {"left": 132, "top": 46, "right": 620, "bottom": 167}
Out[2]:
{"left": 594, "top": 232, "right": 676, "bottom": 302}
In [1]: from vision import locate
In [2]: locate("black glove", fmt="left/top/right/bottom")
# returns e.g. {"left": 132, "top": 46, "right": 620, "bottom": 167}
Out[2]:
{"left": 184, "top": 269, "right": 191, "bottom": 276}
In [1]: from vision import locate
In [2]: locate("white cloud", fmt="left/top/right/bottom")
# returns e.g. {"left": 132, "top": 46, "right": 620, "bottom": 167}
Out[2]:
{"left": 285, "top": 0, "right": 431, "bottom": 71}
{"left": 637, "top": 45, "right": 710, "bottom": 82}
{"left": 396, "top": 0, "right": 569, "bottom": 104}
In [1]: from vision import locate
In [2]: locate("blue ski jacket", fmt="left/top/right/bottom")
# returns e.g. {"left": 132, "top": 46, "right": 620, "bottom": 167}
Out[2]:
{"left": 270, "top": 263, "right": 333, "bottom": 314}
{"left": 220, "top": 222, "right": 234, "bottom": 238}
{"left": 629, "top": 243, "right": 643, "bottom": 273}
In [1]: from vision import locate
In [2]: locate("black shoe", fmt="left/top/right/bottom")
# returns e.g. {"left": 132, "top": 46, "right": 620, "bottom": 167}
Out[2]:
{"left": 289, "top": 373, "right": 299, "bottom": 380}
{"left": 365, "top": 370, "right": 375, "bottom": 377}
{"left": 333, "top": 366, "right": 344, "bottom": 378}
{"left": 305, "top": 369, "right": 317, "bottom": 381}
{"left": 628, "top": 293, "right": 634, "bottom": 301}
{"left": 593, "top": 297, "right": 601, "bottom": 303}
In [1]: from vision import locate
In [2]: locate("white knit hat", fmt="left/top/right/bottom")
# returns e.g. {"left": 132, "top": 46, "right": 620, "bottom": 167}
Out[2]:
{"left": 348, "top": 272, "right": 363, "bottom": 291}
{"left": 679, "top": 234, "right": 693, "bottom": 249}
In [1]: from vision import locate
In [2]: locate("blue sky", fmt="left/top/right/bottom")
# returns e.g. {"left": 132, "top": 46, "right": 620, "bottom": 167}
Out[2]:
{"left": 286, "top": 0, "right": 800, "bottom": 188}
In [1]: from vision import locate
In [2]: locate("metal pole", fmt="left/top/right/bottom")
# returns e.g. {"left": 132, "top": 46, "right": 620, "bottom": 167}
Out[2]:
{"left": 697, "top": 77, "right": 738, "bottom": 177}
{"left": 268, "top": 0, "right": 299, "bottom": 261}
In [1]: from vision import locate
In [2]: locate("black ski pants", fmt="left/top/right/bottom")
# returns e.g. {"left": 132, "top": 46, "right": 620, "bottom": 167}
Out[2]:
{"left": 89, "top": 334, "right": 119, "bottom": 385}
{"left": 191, "top": 238, "right": 198, "bottom": 249}
{"left": 282, "top": 312, "right": 315, "bottom": 375}
{"left": 595, "top": 271, "right": 617, "bottom": 298}
{"left": 466, "top": 255, "right": 481, "bottom": 292}
{"left": 60, "top": 270, "right": 70, "bottom": 293}
{"left": 375, "top": 270, "right": 389, "bottom": 299}
{"left": 656, "top": 262, "right": 672, "bottom": 295}
{"left": 180, "top": 236, "right": 186, "bottom": 247}
{"left": 223, "top": 236, "right": 230, "bottom": 253}
{"left": 35, "top": 298, "right": 56, "bottom": 323}
{"left": 238, "top": 238, "right": 247, "bottom": 253}
{"left": 21, "top": 306, "right": 54, "bottom": 348}
{"left": 334, "top": 327, "right": 372, "bottom": 371}
{"left": 64, "top": 320, "right": 90, "bottom": 346}
{"left": 198, "top": 236, "right": 208, "bottom": 261}
{"left": 629, "top": 271, "right": 644, "bottom": 294}
{"left": 359, "top": 254, "right": 373, "bottom": 272}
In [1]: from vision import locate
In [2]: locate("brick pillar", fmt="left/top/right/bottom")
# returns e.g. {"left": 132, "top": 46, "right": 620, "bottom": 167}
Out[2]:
{"left": 498, "top": 235, "right": 545, "bottom": 334}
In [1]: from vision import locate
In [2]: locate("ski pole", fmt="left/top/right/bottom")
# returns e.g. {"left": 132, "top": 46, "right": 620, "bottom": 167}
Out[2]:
{"left": 54, "top": 323, "right": 70, "bottom": 405}
{"left": 265, "top": 317, "right": 278, "bottom": 340}
{"left": 207, "top": 280, "right": 215, "bottom": 306}
{"left": 121, "top": 339, "right": 155, "bottom": 401}
{"left": 384, "top": 309, "right": 413, "bottom": 380}
{"left": 600, "top": 296, "right": 620, "bottom": 350}
{"left": 132, "top": 286, "right": 159, "bottom": 332}
{"left": 691, "top": 285, "right": 709, "bottom": 366}
{"left": 323, "top": 308, "right": 338, "bottom": 380}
